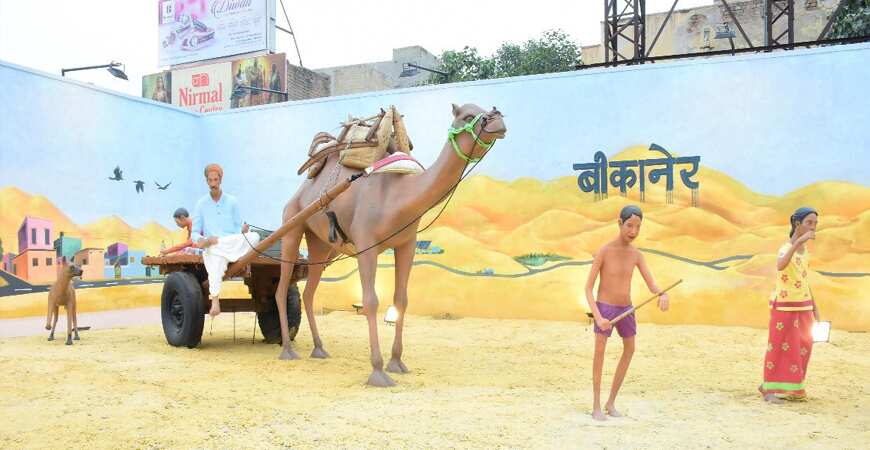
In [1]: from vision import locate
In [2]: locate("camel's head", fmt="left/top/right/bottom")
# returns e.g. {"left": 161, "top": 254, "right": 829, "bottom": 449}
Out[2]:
{"left": 449, "top": 103, "right": 507, "bottom": 162}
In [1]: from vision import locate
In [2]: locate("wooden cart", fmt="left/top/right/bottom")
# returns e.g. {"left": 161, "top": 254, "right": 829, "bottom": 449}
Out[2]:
{"left": 142, "top": 173, "right": 362, "bottom": 349}
{"left": 143, "top": 233, "right": 307, "bottom": 348}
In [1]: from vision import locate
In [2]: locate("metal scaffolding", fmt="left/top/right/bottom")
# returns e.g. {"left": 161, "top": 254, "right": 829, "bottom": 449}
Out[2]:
{"left": 765, "top": 0, "right": 796, "bottom": 47}
{"left": 604, "top": 0, "right": 647, "bottom": 64}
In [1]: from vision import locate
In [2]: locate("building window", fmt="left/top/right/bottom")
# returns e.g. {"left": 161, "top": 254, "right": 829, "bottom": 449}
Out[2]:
{"left": 32, "top": 257, "right": 39, "bottom": 267}
{"left": 83, "top": 258, "right": 88, "bottom": 266}
{"left": 31, "top": 228, "right": 37, "bottom": 245}
{"left": 45, "top": 229, "right": 50, "bottom": 245}
{"left": 12, "top": 264, "right": 16, "bottom": 274}
{"left": 47, "top": 257, "right": 53, "bottom": 266}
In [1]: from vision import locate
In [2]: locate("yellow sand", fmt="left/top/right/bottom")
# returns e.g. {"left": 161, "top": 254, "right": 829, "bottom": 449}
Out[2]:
{"left": 1, "top": 313, "right": 868, "bottom": 449}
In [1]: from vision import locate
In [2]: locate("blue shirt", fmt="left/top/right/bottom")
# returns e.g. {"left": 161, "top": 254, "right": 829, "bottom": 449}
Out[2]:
{"left": 191, "top": 192, "right": 242, "bottom": 243}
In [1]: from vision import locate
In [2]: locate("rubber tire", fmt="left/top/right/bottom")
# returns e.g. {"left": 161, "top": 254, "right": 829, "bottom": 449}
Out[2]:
{"left": 161, "top": 271, "right": 205, "bottom": 348}
{"left": 258, "top": 284, "right": 302, "bottom": 344}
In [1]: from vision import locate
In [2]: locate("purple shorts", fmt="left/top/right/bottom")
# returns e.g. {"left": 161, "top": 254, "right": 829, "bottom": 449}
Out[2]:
{"left": 593, "top": 301, "right": 637, "bottom": 338}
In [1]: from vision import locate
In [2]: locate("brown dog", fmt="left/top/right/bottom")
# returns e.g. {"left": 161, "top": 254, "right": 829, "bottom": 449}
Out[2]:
{"left": 45, "top": 262, "right": 83, "bottom": 345}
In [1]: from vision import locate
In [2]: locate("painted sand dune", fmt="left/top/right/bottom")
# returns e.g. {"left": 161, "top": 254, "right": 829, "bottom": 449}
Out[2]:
{"left": 1, "top": 147, "right": 868, "bottom": 329}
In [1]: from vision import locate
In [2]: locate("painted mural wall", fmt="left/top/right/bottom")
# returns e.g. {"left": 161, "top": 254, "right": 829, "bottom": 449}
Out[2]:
{"left": 0, "top": 61, "right": 203, "bottom": 287}
{"left": 1, "top": 44, "right": 868, "bottom": 330}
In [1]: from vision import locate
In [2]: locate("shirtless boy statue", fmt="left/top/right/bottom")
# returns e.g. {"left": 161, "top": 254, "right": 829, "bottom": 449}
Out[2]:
{"left": 585, "top": 205, "right": 670, "bottom": 420}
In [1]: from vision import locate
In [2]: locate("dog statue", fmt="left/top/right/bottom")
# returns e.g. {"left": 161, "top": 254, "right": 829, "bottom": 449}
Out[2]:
{"left": 46, "top": 262, "right": 83, "bottom": 345}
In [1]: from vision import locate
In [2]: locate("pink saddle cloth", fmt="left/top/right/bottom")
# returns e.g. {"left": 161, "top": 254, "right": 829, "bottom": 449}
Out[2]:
{"left": 365, "top": 152, "right": 425, "bottom": 175}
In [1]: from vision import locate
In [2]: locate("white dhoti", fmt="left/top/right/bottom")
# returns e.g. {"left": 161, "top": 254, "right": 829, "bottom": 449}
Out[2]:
{"left": 203, "top": 232, "right": 261, "bottom": 297}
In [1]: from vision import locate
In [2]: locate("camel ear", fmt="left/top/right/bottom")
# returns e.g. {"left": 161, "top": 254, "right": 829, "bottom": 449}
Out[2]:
{"left": 451, "top": 103, "right": 460, "bottom": 116}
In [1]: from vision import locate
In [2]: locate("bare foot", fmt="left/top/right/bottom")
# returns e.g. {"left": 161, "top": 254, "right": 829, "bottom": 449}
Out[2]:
{"left": 310, "top": 347, "right": 330, "bottom": 359}
{"left": 209, "top": 298, "right": 221, "bottom": 317}
{"left": 278, "top": 346, "right": 300, "bottom": 360}
{"left": 758, "top": 384, "right": 785, "bottom": 404}
{"left": 366, "top": 369, "right": 396, "bottom": 387}
{"left": 386, "top": 358, "right": 410, "bottom": 374}
{"left": 592, "top": 409, "right": 607, "bottom": 421}
{"left": 764, "top": 394, "right": 785, "bottom": 404}
{"left": 605, "top": 404, "right": 623, "bottom": 417}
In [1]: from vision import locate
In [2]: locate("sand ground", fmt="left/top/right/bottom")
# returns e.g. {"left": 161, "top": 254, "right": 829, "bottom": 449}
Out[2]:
{"left": 1, "top": 312, "right": 868, "bottom": 449}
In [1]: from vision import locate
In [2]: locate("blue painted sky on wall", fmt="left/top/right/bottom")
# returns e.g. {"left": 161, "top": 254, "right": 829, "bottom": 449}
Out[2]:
{"left": 1, "top": 44, "right": 869, "bottom": 230}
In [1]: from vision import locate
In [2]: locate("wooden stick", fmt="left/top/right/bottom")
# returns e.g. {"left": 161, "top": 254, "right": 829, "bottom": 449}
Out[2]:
{"left": 610, "top": 279, "right": 683, "bottom": 325}
{"left": 224, "top": 173, "right": 364, "bottom": 279}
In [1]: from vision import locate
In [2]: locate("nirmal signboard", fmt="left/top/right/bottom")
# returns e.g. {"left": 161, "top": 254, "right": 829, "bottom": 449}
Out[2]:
{"left": 158, "top": 0, "right": 276, "bottom": 66}
{"left": 172, "top": 62, "right": 232, "bottom": 113}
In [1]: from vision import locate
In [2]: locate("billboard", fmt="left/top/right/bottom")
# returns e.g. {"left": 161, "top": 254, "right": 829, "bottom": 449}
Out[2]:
{"left": 230, "top": 53, "right": 286, "bottom": 108}
{"left": 172, "top": 62, "right": 232, "bottom": 113}
{"left": 142, "top": 71, "right": 172, "bottom": 104}
{"left": 158, "top": 0, "right": 275, "bottom": 67}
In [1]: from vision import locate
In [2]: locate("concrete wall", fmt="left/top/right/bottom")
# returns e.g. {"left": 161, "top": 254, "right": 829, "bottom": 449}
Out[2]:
{"left": 315, "top": 46, "right": 440, "bottom": 96}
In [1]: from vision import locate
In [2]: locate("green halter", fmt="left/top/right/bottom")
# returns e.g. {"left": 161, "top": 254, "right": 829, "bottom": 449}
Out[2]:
{"left": 447, "top": 113, "right": 494, "bottom": 163}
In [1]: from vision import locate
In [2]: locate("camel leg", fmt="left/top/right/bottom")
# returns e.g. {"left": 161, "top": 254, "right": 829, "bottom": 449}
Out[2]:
{"left": 45, "top": 296, "right": 53, "bottom": 330}
{"left": 48, "top": 305, "right": 59, "bottom": 341}
{"left": 65, "top": 305, "right": 73, "bottom": 345}
{"left": 358, "top": 248, "right": 395, "bottom": 387}
{"left": 387, "top": 239, "right": 414, "bottom": 374}
{"left": 304, "top": 231, "right": 332, "bottom": 359}
{"left": 71, "top": 290, "right": 80, "bottom": 340}
{"left": 275, "top": 227, "right": 303, "bottom": 361}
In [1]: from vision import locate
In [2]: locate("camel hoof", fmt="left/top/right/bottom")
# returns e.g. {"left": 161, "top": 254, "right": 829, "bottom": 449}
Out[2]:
{"left": 366, "top": 370, "right": 396, "bottom": 387}
{"left": 310, "top": 347, "right": 330, "bottom": 359}
{"left": 65, "top": 337, "right": 73, "bottom": 346}
{"left": 386, "top": 358, "right": 410, "bottom": 374}
{"left": 48, "top": 336, "right": 55, "bottom": 341}
{"left": 278, "top": 347, "right": 300, "bottom": 360}
{"left": 73, "top": 334, "right": 80, "bottom": 341}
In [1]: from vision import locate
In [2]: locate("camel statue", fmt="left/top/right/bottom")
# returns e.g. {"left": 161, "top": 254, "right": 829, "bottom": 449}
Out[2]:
{"left": 273, "top": 103, "right": 507, "bottom": 386}
{"left": 46, "top": 261, "right": 83, "bottom": 345}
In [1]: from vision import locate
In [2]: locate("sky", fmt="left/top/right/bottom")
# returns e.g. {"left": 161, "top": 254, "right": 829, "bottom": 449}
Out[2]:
{"left": 0, "top": 0, "right": 713, "bottom": 97}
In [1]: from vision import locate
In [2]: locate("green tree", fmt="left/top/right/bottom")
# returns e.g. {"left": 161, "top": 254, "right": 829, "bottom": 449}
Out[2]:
{"left": 829, "top": 0, "right": 870, "bottom": 39}
{"left": 437, "top": 47, "right": 496, "bottom": 84}
{"left": 495, "top": 29, "right": 581, "bottom": 78}
{"left": 432, "top": 29, "right": 581, "bottom": 84}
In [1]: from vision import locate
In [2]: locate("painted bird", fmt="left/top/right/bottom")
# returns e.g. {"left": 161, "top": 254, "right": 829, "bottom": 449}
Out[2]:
{"left": 108, "top": 166, "right": 123, "bottom": 181}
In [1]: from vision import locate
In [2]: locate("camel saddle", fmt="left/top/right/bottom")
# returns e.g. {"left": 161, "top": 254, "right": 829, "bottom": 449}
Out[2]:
{"left": 298, "top": 105, "right": 414, "bottom": 178}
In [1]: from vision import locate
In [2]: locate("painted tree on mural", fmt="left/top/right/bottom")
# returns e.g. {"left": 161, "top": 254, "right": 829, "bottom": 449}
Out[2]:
{"left": 433, "top": 29, "right": 581, "bottom": 84}
{"left": 830, "top": 0, "right": 870, "bottom": 38}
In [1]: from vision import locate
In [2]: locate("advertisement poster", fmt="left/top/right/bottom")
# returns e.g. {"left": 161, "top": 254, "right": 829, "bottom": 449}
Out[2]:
{"left": 230, "top": 52, "right": 286, "bottom": 108}
{"left": 158, "top": 0, "right": 273, "bottom": 66}
{"left": 141, "top": 71, "right": 172, "bottom": 104}
{"left": 171, "top": 62, "right": 232, "bottom": 113}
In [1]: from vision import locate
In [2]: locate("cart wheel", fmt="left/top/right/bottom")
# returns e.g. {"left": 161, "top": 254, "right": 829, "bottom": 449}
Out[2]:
{"left": 161, "top": 271, "right": 205, "bottom": 348}
{"left": 258, "top": 283, "right": 302, "bottom": 344}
